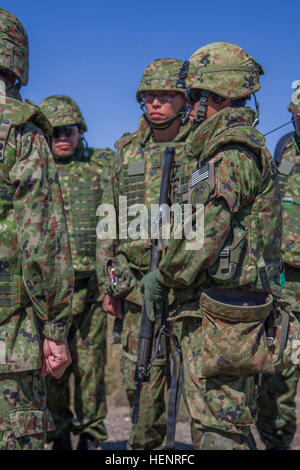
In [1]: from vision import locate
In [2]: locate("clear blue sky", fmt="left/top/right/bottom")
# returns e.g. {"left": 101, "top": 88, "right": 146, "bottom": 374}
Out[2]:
{"left": 2, "top": 0, "right": 299, "bottom": 154}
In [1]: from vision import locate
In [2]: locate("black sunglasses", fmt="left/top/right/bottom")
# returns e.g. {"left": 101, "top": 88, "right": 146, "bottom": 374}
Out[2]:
{"left": 53, "top": 125, "right": 78, "bottom": 139}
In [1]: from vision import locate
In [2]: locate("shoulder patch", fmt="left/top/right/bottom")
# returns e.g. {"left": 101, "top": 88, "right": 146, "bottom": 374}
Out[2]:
{"left": 188, "top": 161, "right": 215, "bottom": 206}
{"left": 189, "top": 164, "right": 209, "bottom": 188}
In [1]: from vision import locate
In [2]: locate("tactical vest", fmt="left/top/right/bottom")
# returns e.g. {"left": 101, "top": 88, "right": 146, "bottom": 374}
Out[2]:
{"left": 56, "top": 145, "right": 110, "bottom": 273}
{"left": 0, "top": 96, "right": 51, "bottom": 324}
{"left": 171, "top": 118, "right": 282, "bottom": 295}
{"left": 117, "top": 123, "right": 191, "bottom": 273}
{"left": 275, "top": 134, "right": 300, "bottom": 267}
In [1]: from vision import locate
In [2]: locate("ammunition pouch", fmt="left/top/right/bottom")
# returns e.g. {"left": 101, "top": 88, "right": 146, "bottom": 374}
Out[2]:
{"left": 208, "top": 222, "right": 246, "bottom": 282}
{"left": 0, "top": 272, "right": 30, "bottom": 325}
{"left": 103, "top": 254, "right": 137, "bottom": 298}
{"left": 199, "top": 289, "right": 300, "bottom": 377}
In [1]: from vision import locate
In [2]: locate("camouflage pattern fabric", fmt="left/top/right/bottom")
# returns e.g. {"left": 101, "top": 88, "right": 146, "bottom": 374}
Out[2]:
{"left": 288, "top": 86, "right": 300, "bottom": 116}
{"left": 157, "top": 106, "right": 282, "bottom": 449}
{"left": 257, "top": 366, "right": 299, "bottom": 450}
{"left": 52, "top": 141, "right": 114, "bottom": 273}
{"left": 136, "top": 58, "right": 186, "bottom": 101}
{"left": 277, "top": 136, "right": 300, "bottom": 268}
{"left": 0, "top": 93, "right": 73, "bottom": 449}
{"left": 116, "top": 121, "right": 192, "bottom": 296}
{"left": 40, "top": 95, "right": 115, "bottom": 444}
{"left": 108, "top": 118, "right": 192, "bottom": 449}
{"left": 178, "top": 42, "right": 264, "bottom": 99}
{"left": 0, "top": 8, "right": 29, "bottom": 86}
{"left": 46, "top": 274, "right": 108, "bottom": 442}
{"left": 40, "top": 94, "right": 87, "bottom": 131}
{"left": 46, "top": 146, "right": 112, "bottom": 440}
{"left": 0, "top": 8, "right": 74, "bottom": 451}
{"left": 120, "top": 301, "right": 168, "bottom": 450}
{"left": 180, "top": 317, "right": 258, "bottom": 450}
{"left": 256, "top": 133, "right": 300, "bottom": 450}
{"left": 158, "top": 107, "right": 282, "bottom": 295}
{"left": 0, "top": 370, "right": 54, "bottom": 450}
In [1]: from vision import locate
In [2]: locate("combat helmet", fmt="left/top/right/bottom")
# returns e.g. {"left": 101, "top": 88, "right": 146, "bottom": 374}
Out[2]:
{"left": 137, "top": 58, "right": 186, "bottom": 129}
{"left": 0, "top": 8, "right": 29, "bottom": 86}
{"left": 288, "top": 82, "right": 300, "bottom": 116}
{"left": 39, "top": 95, "right": 87, "bottom": 132}
{"left": 177, "top": 42, "right": 264, "bottom": 127}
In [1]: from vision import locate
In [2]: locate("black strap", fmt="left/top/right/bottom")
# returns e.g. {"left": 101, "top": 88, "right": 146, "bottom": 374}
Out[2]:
{"left": 165, "top": 334, "right": 184, "bottom": 450}
{"left": 151, "top": 321, "right": 184, "bottom": 450}
{"left": 274, "top": 132, "right": 294, "bottom": 165}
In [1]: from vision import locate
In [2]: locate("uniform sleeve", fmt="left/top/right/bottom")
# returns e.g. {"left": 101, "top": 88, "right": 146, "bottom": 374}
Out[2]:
{"left": 157, "top": 147, "right": 262, "bottom": 288}
{"left": 10, "top": 123, "right": 74, "bottom": 341}
{"left": 95, "top": 149, "right": 119, "bottom": 295}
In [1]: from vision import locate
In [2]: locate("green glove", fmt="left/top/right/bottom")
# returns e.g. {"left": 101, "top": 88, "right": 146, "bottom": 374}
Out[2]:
{"left": 140, "top": 269, "right": 170, "bottom": 321}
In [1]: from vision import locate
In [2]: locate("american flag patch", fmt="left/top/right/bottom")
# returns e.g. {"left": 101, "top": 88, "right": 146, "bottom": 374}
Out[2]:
{"left": 190, "top": 165, "right": 209, "bottom": 188}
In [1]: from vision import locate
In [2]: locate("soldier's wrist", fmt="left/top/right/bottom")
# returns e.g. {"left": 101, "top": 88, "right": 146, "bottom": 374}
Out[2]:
{"left": 43, "top": 318, "right": 72, "bottom": 341}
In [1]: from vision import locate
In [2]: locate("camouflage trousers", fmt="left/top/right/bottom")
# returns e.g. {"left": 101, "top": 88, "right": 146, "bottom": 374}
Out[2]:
{"left": 256, "top": 266, "right": 300, "bottom": 450}
{"left": 0, "top": 370, "right": 54, "bottom": 450}
{"left": 180, "top": 316, "right": 258, "bottom": 450}
{"left": 120, "top": 300, "right": 181, "bottom": 450}
{"left": 46, "top": 274, "right": 108, "bottom": 442}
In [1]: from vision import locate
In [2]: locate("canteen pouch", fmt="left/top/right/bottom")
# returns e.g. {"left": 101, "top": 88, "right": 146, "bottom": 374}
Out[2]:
{"left": 199, "top": 289, "right": 274, "bottom": 377}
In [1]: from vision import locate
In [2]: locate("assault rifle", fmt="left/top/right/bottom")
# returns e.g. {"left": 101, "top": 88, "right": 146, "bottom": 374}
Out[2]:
{"left": 132, "top": 147, "right": 175, "bottom": 425}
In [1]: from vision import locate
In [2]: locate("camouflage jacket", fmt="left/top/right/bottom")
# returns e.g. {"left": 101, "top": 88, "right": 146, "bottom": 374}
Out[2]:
{"left": 110, "top": 118, "right": 192, "bottom": 305}
{"left": 0, "top": 94, "right": 74, "bottom": 373}
{"left": 276, "top": 133, "right": 300, "bottom": 268}
{"left": 157, "top": 107, "right": 282, "bottom": 308}
{"left": 54, "top": 141, "right": 115, "bottom": 275}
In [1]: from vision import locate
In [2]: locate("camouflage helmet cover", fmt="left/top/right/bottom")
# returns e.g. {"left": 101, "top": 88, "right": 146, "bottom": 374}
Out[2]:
{"left": 0, "top": 8, "right": 29, "bottom": 86}
{"left": 39, "top": 95, "right": 87, "bottom": 131}
{"left": 288, "top": 84, "right": 300, "bottom": 115}
{"left": 182, "top": 42, "right": 264, "bottom": 99}
{"left": 136, "top": 58, "right": 185, "bottom": 101}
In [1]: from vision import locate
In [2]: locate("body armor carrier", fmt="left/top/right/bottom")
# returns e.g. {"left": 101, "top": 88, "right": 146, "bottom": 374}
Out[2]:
{"left": 117, "top": 124, "right": 191, "bottom": 274}
{"left": 55, "top": 144, "right": 106, "bottom": 273}
{"left": 170, "top": 110, "right": 282, "bottom": 295}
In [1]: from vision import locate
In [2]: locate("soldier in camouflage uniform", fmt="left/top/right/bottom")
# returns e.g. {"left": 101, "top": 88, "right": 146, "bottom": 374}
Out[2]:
{"left": 0, "top": 9, "right": 74, "bottom": 450}
{"left": 100, "top": 58, "right": 192, "bottom": 449}
{"left": 140, "top": 42, "right": 283, "bottom": 450}
{"left": 256, "top": 86, "right": 300, "bottom": 450}
{"left": 39, "top": 95, "right": 114, "bottom": 450}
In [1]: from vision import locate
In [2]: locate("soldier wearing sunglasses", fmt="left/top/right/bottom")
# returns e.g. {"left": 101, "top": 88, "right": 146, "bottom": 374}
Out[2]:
{"left": 39, "top": 95, "right": 115, "bottom": 450}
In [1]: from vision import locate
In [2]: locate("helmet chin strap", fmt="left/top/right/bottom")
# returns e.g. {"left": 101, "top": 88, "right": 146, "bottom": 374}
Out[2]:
{"left": 190, "top": 90, "right": 210, "bottom": 130}
{"left": 140, "top": 103, "right": 186, "bottom": 130}
{"left": 6, "top": 81, "right": 22, "bottom": 100}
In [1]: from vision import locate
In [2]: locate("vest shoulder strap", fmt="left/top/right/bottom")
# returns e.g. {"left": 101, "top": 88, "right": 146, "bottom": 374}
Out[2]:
{"left": 0, "top": 118, "right": 12, "bottom": 162}
{"left": 274, "top": 132, "right": 294, "bottom": 165}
